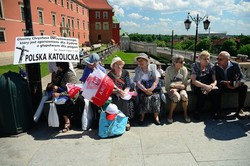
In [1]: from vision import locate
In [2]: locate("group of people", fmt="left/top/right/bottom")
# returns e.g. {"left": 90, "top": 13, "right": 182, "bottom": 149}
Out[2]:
{"left": 47, "top": 50, "right": 249, "bottom": 133}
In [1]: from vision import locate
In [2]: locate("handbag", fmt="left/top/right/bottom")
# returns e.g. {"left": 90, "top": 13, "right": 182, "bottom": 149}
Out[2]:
{"left": 98, "top": 111, "right": 128, "bottom": 138}
{"left": 81, "top": 99, "right": 94, "bottom": 131}
{"left": 138, "top": 79, "right": 162, "bottom": 93}
{"left": 48, "top": 102, "right": 59, "bottom": 127}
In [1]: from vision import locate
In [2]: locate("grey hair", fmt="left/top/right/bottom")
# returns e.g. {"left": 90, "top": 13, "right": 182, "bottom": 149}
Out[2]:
{"left": 172, "top": 54, "right": 184, "bottom": 64}
{"left": 219, "top": 51, "right": 230, "bottom": 59}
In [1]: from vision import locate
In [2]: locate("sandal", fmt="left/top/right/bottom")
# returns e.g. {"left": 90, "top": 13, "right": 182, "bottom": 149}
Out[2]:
{"left": 62, "top": 123, "right": 71, "bottom": 133}
{"left": 126, "top": 122, "right": 131, "bottom": 131}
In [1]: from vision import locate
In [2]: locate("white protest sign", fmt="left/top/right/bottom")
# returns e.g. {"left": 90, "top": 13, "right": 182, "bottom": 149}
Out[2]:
{"left": 14, "top": 36, "right": 79, "bottom": 64}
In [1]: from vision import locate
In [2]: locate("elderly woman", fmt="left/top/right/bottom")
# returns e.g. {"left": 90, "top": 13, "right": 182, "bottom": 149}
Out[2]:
{"left": 134, "top": 53, "right": 161, "bottom": 125}
{"left": 165, "top": 55, "right": 190, "bottom": 123}
{"left": 191, "top": 50, "right": 221, "bottom": 120}
{"left": 52, "top": 62, "right": 78, "bottom": 132}
{"left": 107, "top": 57, "right": 134, "bottom": 131}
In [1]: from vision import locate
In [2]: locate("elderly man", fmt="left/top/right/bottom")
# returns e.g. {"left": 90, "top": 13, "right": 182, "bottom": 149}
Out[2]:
{"left": 214, "top": 51, "right": 248, "bottom": 119}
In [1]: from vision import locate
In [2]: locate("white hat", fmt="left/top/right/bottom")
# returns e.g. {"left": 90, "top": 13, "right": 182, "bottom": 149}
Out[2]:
{"left": 135, "top": 53, "right": 149, "bottom": 62}
{"left": 106, "top": 103, "right": 119, "bottom": 114}
{"left": 110, "top": 56, "right": 125, "bottom": 68}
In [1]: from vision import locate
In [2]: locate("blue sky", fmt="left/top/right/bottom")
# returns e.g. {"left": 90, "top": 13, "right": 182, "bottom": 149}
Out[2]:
{"left": 108, "top": 0, "right": 250, "bottom": 35}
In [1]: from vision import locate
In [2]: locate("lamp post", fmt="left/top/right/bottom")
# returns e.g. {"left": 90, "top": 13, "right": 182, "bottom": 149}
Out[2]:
{"left": 184, "top": 12, "right": 210, "bottom": 62}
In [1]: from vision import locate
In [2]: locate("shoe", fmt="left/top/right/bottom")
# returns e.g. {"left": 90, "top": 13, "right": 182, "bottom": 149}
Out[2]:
{"left": 62, "top": 123, "right": 71, "bottom": 133}
{"left": 167, "top": 118, "right": 173, "bottom": 124}
{"left": 239, "top": 109, "right": 244, "bottom": 114}
{"left": 235, "top": 113, "right": 246, "bottom": 120}
{"left": 184, "top": 115, "right": 191, "bottom": 123}
{"left": 154, "top": 120, "right": 161, "bottom": 126}
{"left": 126, "top": 122, "right": 131, "bottom": 131}
{"left": 193, "top": 112, "right": 200, "bottom": 121}
{"left": 213, "top": 113, "right": 226, "bottom": 120}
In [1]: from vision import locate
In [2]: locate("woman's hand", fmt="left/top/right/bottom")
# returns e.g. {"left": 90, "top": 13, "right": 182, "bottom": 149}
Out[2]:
{"left": 52, "top": 92, "right": 60, "bottom": 98}
{"left": 118, "top": 89, "right": 126, "bottom": 97}
{"left": 145, "top": 89, "right": 153, "bottom": 96}
{"left": 53, "top": 85, "right": 58, "bottom": 92}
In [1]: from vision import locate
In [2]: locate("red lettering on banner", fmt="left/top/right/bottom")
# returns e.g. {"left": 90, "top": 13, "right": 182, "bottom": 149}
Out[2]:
{"left": 86, "top": 76, "right": 101, "bottom": 89}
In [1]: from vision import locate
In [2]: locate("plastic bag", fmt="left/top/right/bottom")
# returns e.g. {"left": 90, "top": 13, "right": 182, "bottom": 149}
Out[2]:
{"left": 82, "top": 99, "right": 94, "bottom": 130}
{"left": 48, "top": 103, "right": 59, "bottom": 127}
{"left": 98, "top": 111, "right": 128, "bottom": 138}
{"left": 82, "top": 67, "right": 114, "bottom": 106}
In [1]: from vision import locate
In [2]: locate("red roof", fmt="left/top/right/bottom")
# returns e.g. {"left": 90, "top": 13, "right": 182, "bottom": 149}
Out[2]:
{"left": 82, "top": 0, "right": 113, "bottom": 10}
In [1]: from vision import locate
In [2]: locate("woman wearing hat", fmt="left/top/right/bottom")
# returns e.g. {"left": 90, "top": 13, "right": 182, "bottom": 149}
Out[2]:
{"left": 134, "top": 53, "right": 161, "bottom": 125}
{"left": 165, "top": 54, "right": 190, "bottom": 124}
{"left": 108, "top": 57, "right": 134, "bottom": 131}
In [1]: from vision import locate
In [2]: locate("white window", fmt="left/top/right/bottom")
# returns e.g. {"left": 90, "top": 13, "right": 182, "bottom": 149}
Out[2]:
{"left": 78, "top": 32, "right": 80, "bottom": 39}
{"left": 38, "top": 9, "right": 44, "bottom": 24}
{"left": 103, "top": 12, "right": 108, "bottom": 19}
{"left": 0, "top": 0, "right": 3, "bottom": 19}
{"left": 0, "top": 28, "right": 5, "bottom": 42}
{"left": 95, "top": 11, "right": 100, "bottom": 19}
{"left": 82, "top": 7, "right": 84, "bottom": 15}
{"left": 76, "top": 5, "right": 78, "bottom": 13}
{"left": 20, "top": 4, "right": 25, "bottom": 21}
{"left": 55, "top": 0, "right": 58, "bottom": 4}
{"left": 61, "top": 0, "right": 64, "bottom": 7}
{"left": 40, "top": 30, "right": 44, "bottom": 36}
{"left": 95, "top": 22, "right": 101, "bottom": 30}
{"left": 103, "top": 22, "right": 109, "bottom": 30}
{"left": 52, "top": 13, "right": 56, "bottom": 26}
{"left": 62, "top": 15, "right": 65, "bottom": 27}
{"left": 70, "top": 3, "right": 73, "bottom": 11}
{"left": 66, "top": 0, "right": 69, "bottom": 9}
{"left": 71, "top": 19, "right": 74, "bottom": 28}
{"left": 77, "top": 19, "right": 80, "bottom": 29}
{"left": 82, "top": 21, "right": 85, "bottom": 30}
{"left": 67, "top": 18, "right": 70, "bottom": 28}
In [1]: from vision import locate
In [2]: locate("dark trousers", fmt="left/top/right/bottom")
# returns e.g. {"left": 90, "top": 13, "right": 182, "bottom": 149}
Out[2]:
{"left": 218, "top": 84, "right": 248, "bottom": 114}
{"left": 90, "top": 102, "right": 101, "bottom": 129}
{"left": 194, "top": 89, "right": 220, "bottom": 115}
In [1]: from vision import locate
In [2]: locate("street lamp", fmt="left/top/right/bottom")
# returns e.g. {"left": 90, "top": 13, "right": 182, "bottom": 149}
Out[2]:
{"left": 184, "top": 12, "right": 210, "bottom": 62}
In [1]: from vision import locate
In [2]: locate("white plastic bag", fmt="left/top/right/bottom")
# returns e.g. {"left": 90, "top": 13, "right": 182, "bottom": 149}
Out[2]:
{"left": 33, "top": 91, "right": 50, "bottom": 122}
{"left": 82, "top": 99, "right": 94, "bottom": 130}
{"left": 48, "top": 103, "right": 59, "bottom": 127}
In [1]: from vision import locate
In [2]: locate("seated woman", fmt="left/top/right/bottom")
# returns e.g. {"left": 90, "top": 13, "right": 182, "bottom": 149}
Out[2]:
{"left": 165, "top": 54, "right": 190, "bottom": 123}
{"left": 134, "top": 53, "right": 161, "bottom": 125}
{"left": 51, "top": 62, "right": 79, "bottom": 132}
{"left": 107, "top": 57, "right": 134, "bottom": 131}
{"left": 191, "top": 50, "right": 221, "bottom": 120}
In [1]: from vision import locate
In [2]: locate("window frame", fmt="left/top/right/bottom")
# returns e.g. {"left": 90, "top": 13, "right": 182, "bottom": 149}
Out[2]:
{"left": 38, "top": 9, "right": 44, "bottom": 24}
{"left": 52, "top": 12, "right": 56, "bottom": 26}
{"left": 103, "top": 22, "right": 109, "bottom": 30}
{"left": 95, "top": 22, "right": 101, "bottom": 30}
{"left": 20, "top": 4, "right": 25, "bottom": 21}
{"left": 95, "top": 11, "right": 100, "bottom": 19}
{"left": 103, "top": 11, "right": 108, "bottom": 19}
{"left": 0, "top": 28, "right": 6, "bottom": 42}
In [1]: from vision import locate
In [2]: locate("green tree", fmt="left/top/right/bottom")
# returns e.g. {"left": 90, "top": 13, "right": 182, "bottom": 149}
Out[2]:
{"left": 196, "top": 38, "right": 212, "bottom": 52}
{"left": 220, "top": 39, "right": 237, "bottom": 56}
{"left": 238, "top": 44, "right": 250, "bottom": 58}
{"left": 146, "top": 35, "right": 153, "bottom": 43}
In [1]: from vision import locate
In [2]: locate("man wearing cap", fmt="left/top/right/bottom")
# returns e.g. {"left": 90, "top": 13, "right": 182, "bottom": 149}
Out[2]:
{"left": 79, "top": 53, "right": 106, "bottom": 83}
{"left": 214, "top": 51, "right": 248, "bottom": 119}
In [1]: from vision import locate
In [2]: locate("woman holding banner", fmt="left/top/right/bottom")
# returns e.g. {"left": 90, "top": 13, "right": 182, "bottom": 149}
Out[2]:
{"left": 134, "top": 53, "right": 161, "bottom": 126}
{"left": 108, "top": 57, "right": 135, "bottom": 131}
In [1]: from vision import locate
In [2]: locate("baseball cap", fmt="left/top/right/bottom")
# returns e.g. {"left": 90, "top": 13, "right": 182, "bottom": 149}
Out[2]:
{"left": 84, "top": 53, "right": 100, "bottom": 65}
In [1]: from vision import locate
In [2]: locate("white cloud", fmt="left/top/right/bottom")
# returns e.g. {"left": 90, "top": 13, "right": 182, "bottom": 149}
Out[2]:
{"left": 128, "top": 13, "right": 142, "bottom": 19}
{"left": 143, "top": 17, "right": 150, "bottom": 21}
{"left": 159, "top": 18, "right": 172, "bottom": 22}
{"left": 121, "top": 21, "right": 140, "bottom": 28}
{"left": 113, "top": 5, "right": 125, "bottom": 17}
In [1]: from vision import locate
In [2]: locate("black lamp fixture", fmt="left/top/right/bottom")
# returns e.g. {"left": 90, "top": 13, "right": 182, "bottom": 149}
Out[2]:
{"left": 184, "top": 12, "right": 210, "bottom": 62}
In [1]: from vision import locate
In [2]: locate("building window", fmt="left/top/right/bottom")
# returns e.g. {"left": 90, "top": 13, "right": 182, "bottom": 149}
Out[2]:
{"left": 76, "top": 5, "right": 78, "bottom": 13}
{"left": 0, "top": 0, "right": 3, "bottom": 19}
{"left": 103, "top": 12, "right": 108, "bottom": 19}
{"left": 83, "top": 33, "right": 85, "bottom": 39}
{"left": 95, "top": 22, "right": 101, "bottom": 30}
{"left": 61, "top": 0, "right": 64, "bottom": 6}
{"left": 95, "top": 11, "right": 100, "bottom": 19}
{"left": 87, "top": 22, "right": 89, "bottom": 30}
{"left": 77, "top": 19, "right": 80, "bottom": 29}
{"left": 38, "top": 9, "right": 44, "bottom": 24}
{"left": 62, "top": 16, "right": 65, "bottom": 27}
{"left": 66, "top": 0, "right": 69, "bottom": 9}
{"left": 113, "top": 23, "right": 116, "bottom": 28}
{"left": 52, "top": 31, "right": 56, "bottom": 35}
{"left": 82, "top": 7, "right": 84, "bottom": 15}
{"left": 20, "top": 4, "right": 25, "bottom": 21}
{"left": 55, "top": 0, "right": 58, "bottom": 4}
{"left": 40, "top": 30, "right": 45, "bottom": 36}
{"left": 78, "top": 32, "right": 80, "bottom": 39}
{"left": 82, "top": 21, "right": 85, "bottom": 30}
{"left": 52, "top": 13, "right": 56, "bottom": 26}
{"left": 22, "top": 29, "right": 26, "bottom": 36}
{"left": 70, "top": 3, "right": 73, "bottom": 11}
{"left": 0, "top": 28, "right": 5, "bottom": 42}
{"left": 67, "top": 18, "right": 70, "bottom": 28}
{"left": 103, "top": 22, "right": 109, "bottom": 30}
{"left": 71, "top": 19, "right": 74, "bottom": 28}
{"left": 72, "top": 31, "right": 74, "bottom": 37}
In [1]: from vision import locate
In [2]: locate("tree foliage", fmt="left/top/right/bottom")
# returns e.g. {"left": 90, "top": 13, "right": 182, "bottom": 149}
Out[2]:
{"left": 220, "top": 39, "right": 238, "bottom": 56}
{"left": 238, "top": 44, "right": 250, "bottom": 58}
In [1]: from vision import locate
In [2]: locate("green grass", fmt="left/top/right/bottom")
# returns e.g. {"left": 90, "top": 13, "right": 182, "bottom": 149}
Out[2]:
{"left": 0, "top": 63, "right": 50, "bottom": 77}
{"left": 104, "top": 51, "right": 139, "bottom": 64}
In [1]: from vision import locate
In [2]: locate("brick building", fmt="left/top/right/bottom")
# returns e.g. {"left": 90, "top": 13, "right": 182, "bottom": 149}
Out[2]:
{"left": 0, "top": 0, "right": 89, "bottom": 57}
{"left": 82, "top": 0, "right": 120, "bottom": 45}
